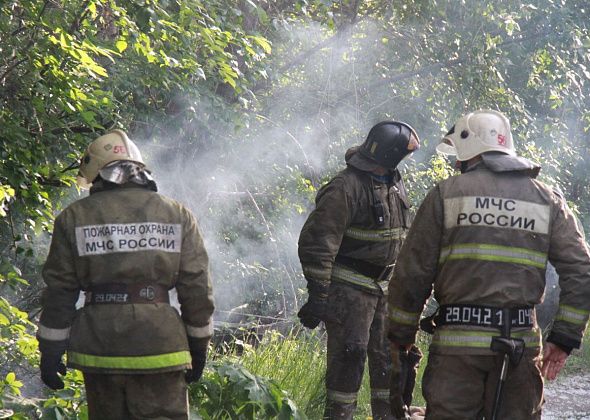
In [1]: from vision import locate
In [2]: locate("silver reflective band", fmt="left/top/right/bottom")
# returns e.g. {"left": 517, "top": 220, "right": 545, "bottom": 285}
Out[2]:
{"left": 444, "top": 196, "right": 550, "bottom": 234}
{"left": 327, "top": 389, "right": 358, "bottom": 404}
{"left": 37, "top": 324, "right": 70, "bottom": 341}
{"left": 186, "top": 321, "right": 214, "bottom": 338}
{"left": 344, "top": 227, "right": 406, "bottom": 242}
{"left": 439, "top": 243, "right": 547, "bottom": 269}
{"left": 432, "top": 329, "right": 540, "bottom": 348}
{"left": 556, "top": 305, "right": 590, "bottom": 326}
{"left": 371, "top": 388, "right": 390, "bottom": 401}
{"left": 331, "top": 265, "right": 382, "bottom": 291}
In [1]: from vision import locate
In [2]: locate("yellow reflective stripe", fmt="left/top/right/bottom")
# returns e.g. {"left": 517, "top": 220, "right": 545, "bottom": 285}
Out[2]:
{"left": 432, "top": 329, "right": 540, "bottom": 348}
{"left": 389, "top": 307, "right": 420, "bottom": 326}
{"left": 302, "top": 265, "right": 332, "bottom": 281}
{"left": 344, "top": 227, "right": 406, "bottom": 242}
{"left": 331, "top": 265, "right": 381, "bottom": 291}
{"left": 439, "top": 243, "right": 547, "bottom": 268}
{"left": 37, "top": 324, "right": 70, "bottom": 341}
{"left": 556, "top": 304, "right": 590, "bottom": 325}
{"left": 327, "top": 389, "right": 358, "bottom": 404}
{"left": 68, "top": 351, "right": 191, "bottom": 370}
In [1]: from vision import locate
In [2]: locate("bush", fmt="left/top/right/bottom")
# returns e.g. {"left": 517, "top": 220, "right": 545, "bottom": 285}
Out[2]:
{"left": 191, "top": 361, "right": 306, "bottom": 419}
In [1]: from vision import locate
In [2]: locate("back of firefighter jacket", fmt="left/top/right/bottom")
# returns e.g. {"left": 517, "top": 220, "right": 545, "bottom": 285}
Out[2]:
{"left": 388, "top": 163, "right": 590, "bottom": 355}
{"left": 38, "top": 184, "right": 214, "bottom": 373}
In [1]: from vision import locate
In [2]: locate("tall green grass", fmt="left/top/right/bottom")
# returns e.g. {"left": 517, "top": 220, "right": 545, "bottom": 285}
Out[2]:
{"left": 213, "top": 325, "right": 588, "bottom": 419}
{"left": 216, "top": 328, "right": 431, "bottom": 419}
{"left": 237, "top": 329, "right": 327, "bottom": 418}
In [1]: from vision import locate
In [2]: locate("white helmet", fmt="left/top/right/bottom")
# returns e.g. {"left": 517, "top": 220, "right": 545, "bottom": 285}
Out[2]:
{"left": 77, "top": 129, "right": 145, "bottom": 188}
{"left": 436, "top": 110, "right": 515, "bottom": 161}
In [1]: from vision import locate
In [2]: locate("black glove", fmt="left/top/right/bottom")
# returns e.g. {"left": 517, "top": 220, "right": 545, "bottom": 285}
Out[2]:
{"left": 298, "top": 281, "right": 333, "bottom": 329}
{"left": 419, "top": 313, "right": 437, "bottom": 334}
{"left": 38, "top": 338, "right": 67, "bottom": 390}
{"left": 186, "top": 337, "right": 208, "bottom": 384}
{"left": 399, "top": 345, "right": 423, "bottom": 407}
{"left": 298, "top": 296, "right": 328, "bottom": 329}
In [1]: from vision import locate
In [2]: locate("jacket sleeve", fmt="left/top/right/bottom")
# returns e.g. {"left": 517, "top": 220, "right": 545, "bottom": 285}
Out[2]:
{"left": 298, "top": 177, "right": 351, "bottom": 295}
{"left": 38, "top": 211, "right": 80, "bottom": 345}
{"left": 176, "top": 207, "right": 215, "bottom": 343}
{"left": 387, "top": 186, "right": 442, "bottom": 344}
{"left": 547, "top": 191, "right": 590, "bottom": 350}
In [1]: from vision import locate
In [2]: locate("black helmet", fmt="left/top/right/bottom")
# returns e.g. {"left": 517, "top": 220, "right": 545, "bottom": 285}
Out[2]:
{"left": 359, "top": 121, "right": 417, "bottom": 169}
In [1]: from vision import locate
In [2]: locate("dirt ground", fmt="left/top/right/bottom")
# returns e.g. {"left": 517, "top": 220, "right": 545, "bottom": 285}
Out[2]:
{"left": 542, "top": 373, "right": 590, "bottom": 419}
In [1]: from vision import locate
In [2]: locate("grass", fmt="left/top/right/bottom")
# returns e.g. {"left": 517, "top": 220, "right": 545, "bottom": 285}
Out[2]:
{"left": 216, "top": 328, "right": 432, "bottom": 419}
{"left": 214, "top": 325, "right": 589, "bottom": 419}
{"left": 238, "top": 329, "right": 327, "bottom": 418}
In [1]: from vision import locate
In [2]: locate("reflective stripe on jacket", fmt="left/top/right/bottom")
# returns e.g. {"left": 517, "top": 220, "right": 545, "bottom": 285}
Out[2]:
{"left": 298, "top": 151, "right": 410, "bottom": 294}
{"left": 38, "top": 183, "right": 214, "bottom": 373}
{"left": 387, "top": 159, "right": 590, "bottom": 354}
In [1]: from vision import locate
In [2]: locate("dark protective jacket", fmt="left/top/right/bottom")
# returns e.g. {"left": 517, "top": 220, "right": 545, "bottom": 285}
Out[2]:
{"left": 298, "top": 148, "right": 411, "bottom": 295}
{"left": 37, "top": 182, "right": 215, "bottom": 373}
{"left": 387, "top": 153, "right": 590, "bottom": 355}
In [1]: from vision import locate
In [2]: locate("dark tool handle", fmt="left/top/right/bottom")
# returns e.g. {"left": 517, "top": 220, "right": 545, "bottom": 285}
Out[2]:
{"left": 501, "top": 308, "right": 510, "bottom": 338}
{"left": 491, "top": 353, "right": 509, "bottom": 420}
{"left": 492, "top": 309, "right": 512, "bottom": 420}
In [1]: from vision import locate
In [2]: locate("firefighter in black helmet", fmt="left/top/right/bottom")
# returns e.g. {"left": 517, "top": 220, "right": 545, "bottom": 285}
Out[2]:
{"left": 298, "top": 121, "right": 420, "bottom": 419}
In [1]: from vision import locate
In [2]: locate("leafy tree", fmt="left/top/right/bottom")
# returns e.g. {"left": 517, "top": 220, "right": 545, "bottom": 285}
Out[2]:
{"left": 1, "top": 0, "right": 590, "bottom": 416}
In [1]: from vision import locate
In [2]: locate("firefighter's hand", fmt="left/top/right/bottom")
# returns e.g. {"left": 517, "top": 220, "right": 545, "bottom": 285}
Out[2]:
{"left": 40, "top": 352, "right": 67, "bottom": 390}
{"left": 186, "top": 338, "right": 208, "bottom": 384}
{"left": 542, "top": 342, "right": 568, "bottom": 381}
{"left": 297, "top": 299, "right": 328, "bottom": 329}
{"left": 186, "top": 353, "right": 206, "bottom": 383}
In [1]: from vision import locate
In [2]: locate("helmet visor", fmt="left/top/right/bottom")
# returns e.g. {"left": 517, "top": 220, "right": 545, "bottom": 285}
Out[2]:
{"left": 408, "top": 134, "right": 420, "bottom": 151}
{"left": 436, "top": 137, "right": 457, "bottom": 156}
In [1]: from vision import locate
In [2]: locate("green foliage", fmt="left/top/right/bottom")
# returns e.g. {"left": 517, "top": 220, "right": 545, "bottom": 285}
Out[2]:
{"left": 191, "top": 360, "right": 306, "bottom": 419}
{"left": 0, "top": 295, "right": 36, "bottom": 378}
{"left": 0, "top": 0, "right": 276, "bottom": 246}
{"left": 1, "top": 1, "right": 590, "bottom": 417}
{"left": 239, "top": 330, "right": 326, "bottom": 417}
{"left": 211, "top": 329, "right": 431, "bottom": 419}
{"left": 1, "top": 367, "right": 88, "bottom": 419}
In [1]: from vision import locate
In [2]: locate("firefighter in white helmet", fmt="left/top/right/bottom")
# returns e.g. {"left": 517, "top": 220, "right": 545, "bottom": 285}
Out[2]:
{"left": 387, "top": 110, "right": 590, "bottom": 419}
{"left": 37, "top": 130, "right": 214, "bottom": 419}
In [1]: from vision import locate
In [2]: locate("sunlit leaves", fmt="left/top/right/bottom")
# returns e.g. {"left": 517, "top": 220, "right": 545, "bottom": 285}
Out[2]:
{"left": 190, "top": 361, "right": 307, "bottom": 419}
{"left": 0, "top": 185, "right": 15, "bottom": 218}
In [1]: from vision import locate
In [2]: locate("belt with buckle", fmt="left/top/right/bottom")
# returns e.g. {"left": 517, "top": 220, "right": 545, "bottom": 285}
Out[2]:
{"left": 85, "top": 283, "right": 170, "bottom": 305}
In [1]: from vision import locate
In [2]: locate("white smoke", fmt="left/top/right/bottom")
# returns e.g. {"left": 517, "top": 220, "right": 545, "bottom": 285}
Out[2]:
{"left": 135, "top": 19, "right": 444, "bottom": 321}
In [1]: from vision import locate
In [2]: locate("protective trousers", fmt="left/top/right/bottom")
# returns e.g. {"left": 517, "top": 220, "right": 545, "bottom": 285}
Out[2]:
{"left": 422, "top": 351, "right": 543, "bottom": 420}
{"left": 324, "top": 282, "right": 392, "bottom": 420}
{"left": 83, "top": 371, "right": 189, "bottom": 420}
